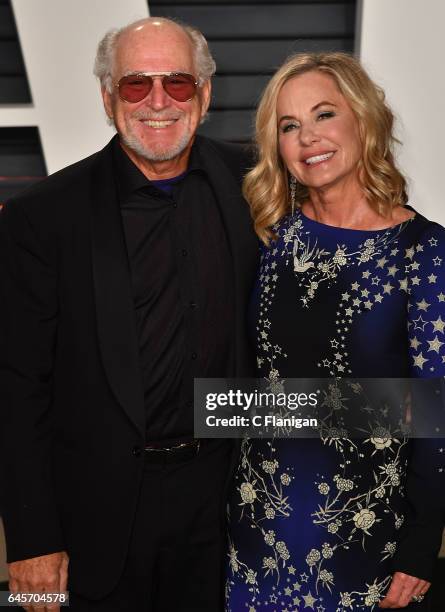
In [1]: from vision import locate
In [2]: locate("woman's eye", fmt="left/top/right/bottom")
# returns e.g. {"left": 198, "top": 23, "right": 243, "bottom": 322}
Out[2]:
{"left": 317, "top": 111, "right": 335, "bottom": 120}
{"left": 281, "top": 123, "right": 299, "bottom": 133}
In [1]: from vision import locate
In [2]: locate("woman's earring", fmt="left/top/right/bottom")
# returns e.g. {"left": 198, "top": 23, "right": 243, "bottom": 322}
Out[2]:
{"left": 289, "top": 174, "right": 297, "bottom": 216}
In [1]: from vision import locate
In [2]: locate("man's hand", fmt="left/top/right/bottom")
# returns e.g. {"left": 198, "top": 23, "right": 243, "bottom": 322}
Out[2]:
{"left": 8, "top": 551, "right": 69, "bottom": 612}
{"left": 379, "top": 571, "right": 431, "bottom": 608}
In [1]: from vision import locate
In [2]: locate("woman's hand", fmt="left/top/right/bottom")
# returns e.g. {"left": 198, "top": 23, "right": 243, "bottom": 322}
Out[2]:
{"left": 379, "top": 572, "right": 431, "bottom": 608}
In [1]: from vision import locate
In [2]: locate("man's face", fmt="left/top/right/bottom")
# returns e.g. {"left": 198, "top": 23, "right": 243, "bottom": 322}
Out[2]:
{"left": 103, "top": 23, "right": 211, "bottom": 167}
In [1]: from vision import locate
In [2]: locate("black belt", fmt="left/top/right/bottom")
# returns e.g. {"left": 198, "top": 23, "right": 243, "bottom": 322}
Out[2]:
{"left": 144, "top": 438, "right": 202, "bottom": 464}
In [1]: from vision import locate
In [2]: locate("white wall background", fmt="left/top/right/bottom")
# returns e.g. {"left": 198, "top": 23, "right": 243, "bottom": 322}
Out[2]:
{"left": 359, "top": 0, "right": 445, "bottom": 226}
{"left": 0, "top": 0, "right": 149, "bottom": 174}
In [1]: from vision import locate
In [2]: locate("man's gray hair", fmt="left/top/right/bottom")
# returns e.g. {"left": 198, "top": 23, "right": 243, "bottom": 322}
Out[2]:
{"left": 93, "top": 17, "right": 216, "bottom": 93}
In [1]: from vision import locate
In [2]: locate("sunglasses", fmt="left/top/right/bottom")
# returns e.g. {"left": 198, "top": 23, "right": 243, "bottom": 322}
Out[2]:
{"left": 116, "top": 72, "right": 198, "bottom": 103}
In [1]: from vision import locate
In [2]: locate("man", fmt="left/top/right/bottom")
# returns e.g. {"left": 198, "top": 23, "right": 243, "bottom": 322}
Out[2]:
{"left": 0, "top": 18, "right": 258, "bottom": 611}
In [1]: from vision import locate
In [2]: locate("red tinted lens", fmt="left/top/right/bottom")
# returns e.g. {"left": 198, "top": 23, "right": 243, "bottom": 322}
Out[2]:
{"left": 163, "top": 74, "right": 197, "bottom": 101}
{"left": 118, "top": 75, "right": 153, "bottom": 103}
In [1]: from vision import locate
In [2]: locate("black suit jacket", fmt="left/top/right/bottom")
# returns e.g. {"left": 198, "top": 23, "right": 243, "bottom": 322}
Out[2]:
{"left": 0, "top": 135, "right": 259, "bottom": 598}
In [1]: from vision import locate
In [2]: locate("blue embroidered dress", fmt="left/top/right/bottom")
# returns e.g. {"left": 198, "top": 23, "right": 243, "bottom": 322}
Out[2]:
{"left": 227, "top": 208, "right": 445, "bottom": 611}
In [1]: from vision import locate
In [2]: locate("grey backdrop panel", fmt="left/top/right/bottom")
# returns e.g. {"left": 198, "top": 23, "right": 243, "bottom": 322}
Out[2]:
{"left": 211, "top": 75, "right": 270, "bottom": 109}
{"left": 148, "top": 4, "right": 356, "bottom": 38}
{"left": 201, "top": 110, "right": 254, "bottom": 142}
{"left": 0, "top": 128, "right": 46, "bottom": 203}
{"left": 0, "top": 0, "right": 31, "bottom": 103}
{"left": 211, "top": 38, "right": 354, "bottom": 74}
{"left": 150, "top": 0, "right": 351, "bottom": 4}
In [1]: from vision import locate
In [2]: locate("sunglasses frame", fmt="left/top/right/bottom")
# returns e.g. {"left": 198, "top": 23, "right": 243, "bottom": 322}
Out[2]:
{"left": 116, "top": 71, "right": 199, "bottom": 103}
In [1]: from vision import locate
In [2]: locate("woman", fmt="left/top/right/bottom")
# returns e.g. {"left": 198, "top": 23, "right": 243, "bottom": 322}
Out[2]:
{"left": 227, "top": 53, "right": 444, "bottom": 611}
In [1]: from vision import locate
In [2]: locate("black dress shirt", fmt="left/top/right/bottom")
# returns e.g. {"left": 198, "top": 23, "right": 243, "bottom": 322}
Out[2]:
{"left": 113, "top": 139, "right": 234, "bottom": 442}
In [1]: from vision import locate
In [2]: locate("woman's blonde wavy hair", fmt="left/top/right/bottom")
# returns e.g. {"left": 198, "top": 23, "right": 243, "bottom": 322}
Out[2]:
{"left": 244, "top": 52, "right": 408, "bottom": 244}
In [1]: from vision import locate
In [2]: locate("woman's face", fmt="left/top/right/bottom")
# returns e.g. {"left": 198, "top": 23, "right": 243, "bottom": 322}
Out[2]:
{"left": 277, "top": 71, "right": 362, "bottom": 194}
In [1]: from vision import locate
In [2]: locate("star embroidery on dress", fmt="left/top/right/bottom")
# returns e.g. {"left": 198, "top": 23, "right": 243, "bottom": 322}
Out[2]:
{"left": 410, "top": 336, "right": 421, "bottom": 350}
{"left": 399, "top": 278, "right": 408, "bottom": 292}
{"left": 364, "top": 300, "right": 373, "bottom": 310}
{"left": 362, "top": 270, "right": 371, "bottom": 279}
{"left": 361, "top": 288, "right": 370, "bottom": 298}
{"left": 431, "top": 315, "right": 445, "bottom": 333}
{"left": 293, "top": 596, "right": 301, "bottom": 605}
{"left": 391, "top": 248, "right": 399, "bottom": 256}
{"left": 341, "top": 292, "right": 351, "bottom": 301}
{"left": 353, "top": 298, "right": 361, "bottom": 307}
{"left": 345, "top": 307, "right": 354, "bottom": 316}
{"left": 413, "top": 315, "right": 428, "bottom": 331}
{"left": 429, "top": 237, "right": 438, "bottom": 247}
{"left": 376, "top": 256, "right": 388, "bottom": 268}
{"left": 351, "top": 281, "right": 360, "bottom": 291}
{"left": 405, "top": 247, "right": 415, "bottom": 259}
{"left": 374, "top": 293, "right": 383, "bottom": 303}
{"left": 428, "top": 336, "right": 444, "bottom": 353}
{"left": 300, "top": 573, "right": 309, "bottom": 583}
{"left": 284, "top": 587, "right": 292, "bottom": 596}
{"left": 411, "top": 276, "right": 421, "bottom": 285}
{"left": 432, "top": 256, "right": 442, "bottom": 266}
{"left": 416, "top": 298, "right": 430, "bottom": 311}
{"left": 330, "top": 339, "right": 339, "bottom": 348}
{"left": 387, "top": 265, "right": 398, "bottom": 277}
{"left": 293, "top": 581, "right": 301, "bottom": 590}
{"left": 383, "top": 282, "right": 394, "bottom": 294}
{"left": 438, "top": 293, "right": 445, "bottom": 302}
{"left": 302, "top": 591, "right": 318, "bottom": 609}
{"left": 428, "top": 273, "right": 437, "bottom": 283}
{"left": 413, "top": 352, "right": 428, "bottom": 369}
{"left": 371, "top": 276, "right": 380, "bottom": 285}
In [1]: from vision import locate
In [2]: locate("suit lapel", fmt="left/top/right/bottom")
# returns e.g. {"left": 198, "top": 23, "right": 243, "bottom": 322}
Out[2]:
{"left": 197, "top": 138, "right": 259, "bottom": 375}
{"left": 90, "top": 140, "right": 145, "bottom": 435}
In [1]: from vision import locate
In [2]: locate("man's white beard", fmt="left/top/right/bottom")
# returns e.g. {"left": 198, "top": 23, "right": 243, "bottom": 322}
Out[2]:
{"left": 121, "top": 130, "right": 192, "bottom": 162}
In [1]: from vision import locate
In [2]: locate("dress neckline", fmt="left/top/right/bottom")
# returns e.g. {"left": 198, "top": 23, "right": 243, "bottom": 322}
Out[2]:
{"left": 295, "top": 206, "right": 416, "bottom": 235}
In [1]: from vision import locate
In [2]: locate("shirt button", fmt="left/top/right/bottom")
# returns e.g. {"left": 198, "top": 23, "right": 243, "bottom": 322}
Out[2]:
{"left": 172, "top": 202, "right": 178, "bottom": 209}
{"left": 191, "top": 352, "right": 197, "bottom": 360}
{"left": 132, "top": 445, "right": 142, "bottom": 457}
{"left": 189, "top": 301, "right": 197, "bottom": 308}
{"left": 182, "top": 249, "right": 188, "bottom": 257}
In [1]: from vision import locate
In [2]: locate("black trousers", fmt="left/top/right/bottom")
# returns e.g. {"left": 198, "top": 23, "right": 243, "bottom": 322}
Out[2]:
{"left": 69, "top": 440, "right": 233, "bottom": 612}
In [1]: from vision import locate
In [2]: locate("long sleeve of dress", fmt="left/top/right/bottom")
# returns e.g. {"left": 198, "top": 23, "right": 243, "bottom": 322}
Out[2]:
{"left": 393, "top": 222, "right": 445, "bottom": 580}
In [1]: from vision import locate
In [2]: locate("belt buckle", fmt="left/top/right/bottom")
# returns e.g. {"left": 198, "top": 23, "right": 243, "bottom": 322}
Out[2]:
{"left": 169, "top": 439, "right": 200, "bottom": 455}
